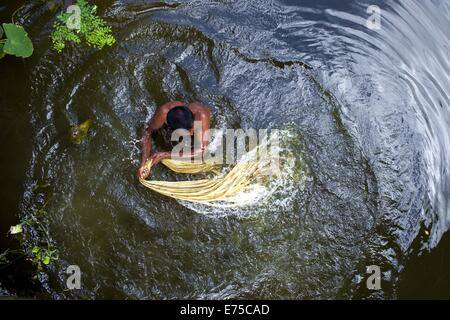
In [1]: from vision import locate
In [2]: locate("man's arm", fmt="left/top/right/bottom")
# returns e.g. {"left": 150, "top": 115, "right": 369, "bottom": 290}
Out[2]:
{"left": 193, "top": 107, "right": 211, "bottom": 158}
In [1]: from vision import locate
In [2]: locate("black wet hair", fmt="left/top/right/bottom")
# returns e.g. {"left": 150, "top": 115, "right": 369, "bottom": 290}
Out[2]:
{"left": 167, "top": 106, "right": 194, "bottom": 130}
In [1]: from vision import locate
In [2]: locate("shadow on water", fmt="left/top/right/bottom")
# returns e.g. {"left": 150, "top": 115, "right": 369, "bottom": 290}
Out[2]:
{"left": 0, "top": 0, "right": 449, "bottom": 299}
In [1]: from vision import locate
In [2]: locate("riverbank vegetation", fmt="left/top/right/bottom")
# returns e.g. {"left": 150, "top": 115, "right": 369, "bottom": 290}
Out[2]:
{"left": 1, "top": 199, "right": 59, "bottom": 282}
{"left": 51, "top": 0, "right": 116, "bottom": 52}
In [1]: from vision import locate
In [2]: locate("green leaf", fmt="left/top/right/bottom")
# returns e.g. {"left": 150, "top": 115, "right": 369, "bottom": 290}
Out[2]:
{"left": 0, "top": 43, "right": 5, "bottom": 59}
{"left": 2, "top": 23, "right": 34, "bottom": 58}
{"left": 9, "top": 224, "right": 23, "bottom": 234}
{"left": 42, "top": 256, "right": 50, "bottom": 265}
{"left": 0, "top": 24, "right": 5, "bottom": 59}
{"left": 32, "top": 246, "right": 40, "bottom": 254}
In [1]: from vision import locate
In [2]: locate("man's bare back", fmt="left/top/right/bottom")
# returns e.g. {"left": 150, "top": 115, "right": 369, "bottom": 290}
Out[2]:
{"left": 138, "top": 101, "right": 212, "bottom": 179}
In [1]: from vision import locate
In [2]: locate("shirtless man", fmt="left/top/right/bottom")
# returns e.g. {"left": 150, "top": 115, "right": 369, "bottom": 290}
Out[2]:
{"left": 138, "top": 101, "right": 212, "bottom": 179}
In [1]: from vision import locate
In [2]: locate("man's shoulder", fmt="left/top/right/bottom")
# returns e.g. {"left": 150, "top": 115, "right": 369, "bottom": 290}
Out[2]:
{"left": 189, "top": 102, "right": 211, "bottom": 114}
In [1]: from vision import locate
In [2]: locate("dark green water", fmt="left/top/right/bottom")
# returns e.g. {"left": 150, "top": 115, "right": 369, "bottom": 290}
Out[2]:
{"left": 1, "top": 0, "right": 449, "bottom": 299}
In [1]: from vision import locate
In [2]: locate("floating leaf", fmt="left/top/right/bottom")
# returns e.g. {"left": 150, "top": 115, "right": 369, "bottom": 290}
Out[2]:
{"left": 2, "top": 23, "right": 34, "bottom": 58}
{"left": 70, "top": 119, "right": 93, "bottom": 144}
{"left": 9, "top": 224, "right": 23, "bottom": 234}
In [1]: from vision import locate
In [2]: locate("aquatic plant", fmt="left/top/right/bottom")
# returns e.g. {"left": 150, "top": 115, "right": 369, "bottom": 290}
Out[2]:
{"left": 2, "top": 199, "right": 59, "bottom": 280}
{"left": 51, "top": 0, "right": 116, "bottom": 53}
{"left": 30, "top": 245, "right": 58, "bottom": 275}
{"left": 0, "top": 23, "right": 34, "bottom": 59}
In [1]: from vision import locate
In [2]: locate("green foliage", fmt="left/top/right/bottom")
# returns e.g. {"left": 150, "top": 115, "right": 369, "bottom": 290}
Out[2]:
{"left": 0, "top": 26, "right": 4, "bottom": 59}
{"left": 4, "top": 198, "right": 58, "bottom": 279}
{"left": 0, "top": 43, "right": 5, "bottom": 59}
{"left": 0, "top": 23, "right": 34, "bottom": 58}
{"left": 25, "top": 200, "right": 59, "bottom": 277}
{"left": 52, "top": 22, "right": 81, "bottom": 53}
{"left": 51, "top": 0, "right": 115, "bottom": 53}
{"left": 31, "top": 245, "right": 58, "bottom": 273}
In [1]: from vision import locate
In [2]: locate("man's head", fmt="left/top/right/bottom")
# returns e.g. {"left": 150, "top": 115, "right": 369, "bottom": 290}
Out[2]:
{"left": 166, "top": 106, "right": 194, "bottom": 131}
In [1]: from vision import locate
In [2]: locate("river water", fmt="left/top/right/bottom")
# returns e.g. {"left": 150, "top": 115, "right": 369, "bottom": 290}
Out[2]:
{"left": 0, "top": 0, "right": 449, "bottom": 299}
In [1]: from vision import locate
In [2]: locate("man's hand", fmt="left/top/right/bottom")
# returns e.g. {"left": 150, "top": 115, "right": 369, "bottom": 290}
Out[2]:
{"left": 138, "top": 161, "right": 150, "bottom": 179}
{"left": 138, "top": 152, "right": 170, "bottom": 179}
{"left": 151, "top": 152, "right": 170, "bottom": 166}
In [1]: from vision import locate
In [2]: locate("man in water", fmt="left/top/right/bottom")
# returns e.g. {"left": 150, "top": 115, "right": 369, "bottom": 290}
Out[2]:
{"left": 138, "top": 101, "right": 212, "bottom": 179}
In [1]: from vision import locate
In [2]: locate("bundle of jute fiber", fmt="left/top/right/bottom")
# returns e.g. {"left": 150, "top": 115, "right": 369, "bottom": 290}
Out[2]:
{"left": 158, "top": 158, "right": 220, "bottom": 174}
{"left": 139, "top": 146, "right": 277, "bottom": 204}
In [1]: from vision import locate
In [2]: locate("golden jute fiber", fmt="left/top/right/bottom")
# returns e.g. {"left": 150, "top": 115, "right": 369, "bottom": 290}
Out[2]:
{"left": 139, "top": 146, "right": 277, "bottom": 204}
